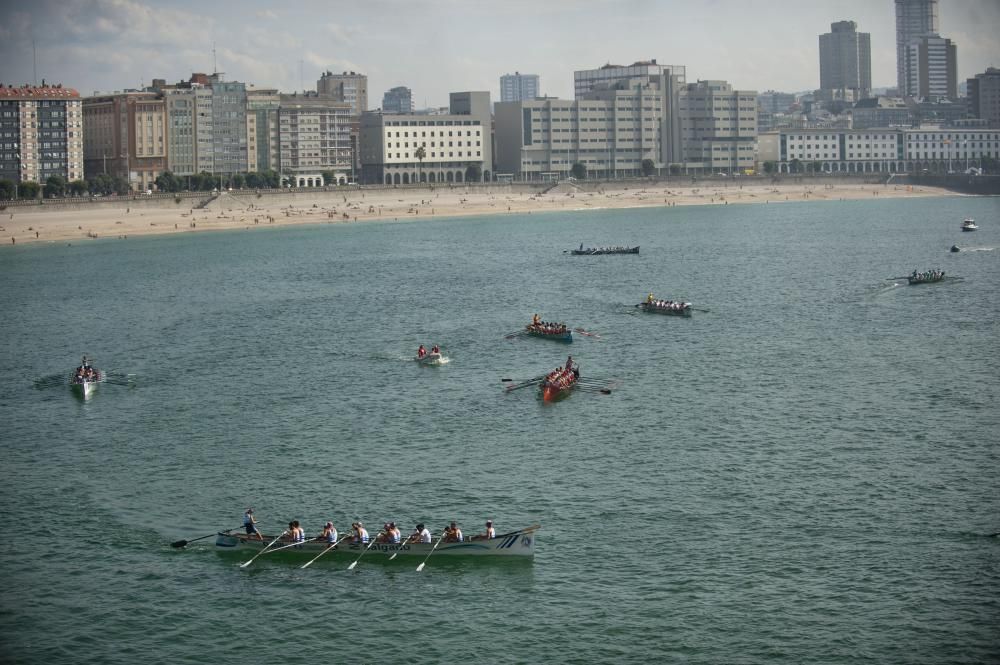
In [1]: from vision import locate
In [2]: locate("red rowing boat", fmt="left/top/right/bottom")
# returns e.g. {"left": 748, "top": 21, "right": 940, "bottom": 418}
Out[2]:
{"left": 540, "top": 366, "right": 579, "bottom": 402}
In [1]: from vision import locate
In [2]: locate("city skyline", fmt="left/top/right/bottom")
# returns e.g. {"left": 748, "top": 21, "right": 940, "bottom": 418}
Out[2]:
{"left": 1, "top": 0, "right": 999, "bottom": 105}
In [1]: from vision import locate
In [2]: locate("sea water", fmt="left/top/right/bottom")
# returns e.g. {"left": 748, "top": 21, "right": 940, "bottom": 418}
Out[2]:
{"left": 1, "top": 196, "right": 998, "bottom": 664}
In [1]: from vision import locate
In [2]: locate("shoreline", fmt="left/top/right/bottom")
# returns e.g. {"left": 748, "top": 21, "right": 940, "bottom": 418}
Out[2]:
{"left": 0, "top": 180, "right": 962, "bottom": 247}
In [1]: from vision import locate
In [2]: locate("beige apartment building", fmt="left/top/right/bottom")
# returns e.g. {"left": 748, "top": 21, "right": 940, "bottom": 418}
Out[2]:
{"left": 677, "top": 80, "right": 758, "bottom": 173}
{"left": 277, "top": 92, "right": 353, "bottom": 186}
{"left": 83, "top": 91, "right": 166, "bottom": 191}
{"left": 0, "top": 84, "right": 84, "bottom": 186}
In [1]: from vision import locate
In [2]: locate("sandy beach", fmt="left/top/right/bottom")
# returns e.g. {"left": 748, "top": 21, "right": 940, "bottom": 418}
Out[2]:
{"left": 0, "top": 179, "right": 958, "bottom": 247}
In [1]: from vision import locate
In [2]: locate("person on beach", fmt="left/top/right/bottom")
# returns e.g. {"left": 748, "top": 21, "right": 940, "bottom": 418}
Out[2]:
{"left": 244, "top": 508, "right": 263, "bottom": 540}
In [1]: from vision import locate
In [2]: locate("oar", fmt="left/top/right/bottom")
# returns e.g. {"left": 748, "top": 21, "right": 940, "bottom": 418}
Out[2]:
{"left": 503, "top": 330, "right": 527, "bottom": 340}
{"left": 577, "top": 386, "right": 612, "bottom": 395}
{"left": 505, "top": 377, "right": 545, "bottom": 392}
{"left": 171, "top": 527, "right": 239, "bottom": 548}
{"left": 239, "top": 531, "right": 287, "bottom": 568}
{"left": 573, "top": 328, "right": 601, "bottom": 339}
{"left": 415, "top": 532, "right": 447, "bottom": 572}
{"left": 261, "top": 537, "right": 321, "bottom": 555}
{"left": 347, "top": 531, "right": 384, "bottom": 570}
{"left": 886, "top": 276, "right": 912, "bottom": 280}
{"left": 300, "top": 534, "right": 351, "bottom": 569}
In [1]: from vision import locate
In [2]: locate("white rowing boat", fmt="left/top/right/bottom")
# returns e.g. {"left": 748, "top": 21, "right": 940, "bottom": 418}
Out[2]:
{"left": 215, "top": 524, "right": 538, "bottom": 558}
{"left": 71, "top": 377, "right": 98, "bottom": 399}
{"left": 71, "top": 356, "right": 100, "bottom": 399}
{"left": 415, "top": 352, "right": 448, "bottom": 366}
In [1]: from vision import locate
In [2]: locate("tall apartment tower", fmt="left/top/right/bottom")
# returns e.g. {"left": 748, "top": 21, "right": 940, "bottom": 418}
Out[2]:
{"left": 499, "top": 72, "right": 539, "bottom": 102}
{"left": 895, "top": 0, "right": 938, "bottom": 94}
{"left": 573, "top": 60, "right": 687, "bottom": 165}
{"left": 382, "top": 86, "right": 413, "bottom": 113}
{"left": 968, "top": 67, "right": 1000, "bottom": 126}
{"left": 905, "top": 34, "right": 957, "bottom": 99}
{"left": 316, "top": 71, "right": 367, "bottom": 115}
{"left": 819, "top": 21, "right": 871, "bottom": 99}
{"left": 0, "top": 84, "right": 84, "bottom": 186}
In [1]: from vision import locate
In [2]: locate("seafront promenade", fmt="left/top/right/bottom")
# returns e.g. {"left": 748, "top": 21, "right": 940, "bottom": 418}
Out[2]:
{"left": 1, "top": 176, "right": 957, "bottom": 246}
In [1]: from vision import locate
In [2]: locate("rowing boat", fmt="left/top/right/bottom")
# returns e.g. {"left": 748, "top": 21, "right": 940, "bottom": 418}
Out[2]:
{"left": 570, "top": 246, "right": 639, "bottom": 255}
{"left": 525, "top": 324, "right": 573, "bottom": 342}
{"left": 540, "top": 367, "right": 578, "bottom": 402}
{"left": 907, "top": 270, "right": 945, "bottom": 284}
{"left": 415, "top": 352, "right": 448, "bottom": 366}
{"left": 638, "top": 301, "right": 692, "bottom": 316}
{"left": 71, "top": 356, "right": 100, "bottom": 399}
{"left": 215, "top": 524, "right": 538, "bottom": 558}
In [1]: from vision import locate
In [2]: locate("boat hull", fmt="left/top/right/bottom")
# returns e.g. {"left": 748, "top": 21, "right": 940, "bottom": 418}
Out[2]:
{"left": 961, "top": 226, "right": 977, "bottom": 232}
{"left": 638, "top": 302, "right": 692, "bottom": 316}
{"left": 71, "top": 380, "right": 97, "bottom": 399}
{"left": 907, "top": 276, "right": 945, "bottom": 284}
{"left": 416, "top": 353, "right": 447, "bottom": 366}
{"left": 525, "top": 326, "right": 573, "bottom": 342}
{"left": 570, "top": 246, "right": 639, "bottom": 255}
{"left": 215, "top": 526, "right": 537, "bottom": 558}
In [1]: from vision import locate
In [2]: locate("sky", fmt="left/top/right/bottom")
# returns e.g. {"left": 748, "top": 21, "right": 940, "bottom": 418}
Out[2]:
{"left": 1, "top": 0, "right": 998, "bottom": 105}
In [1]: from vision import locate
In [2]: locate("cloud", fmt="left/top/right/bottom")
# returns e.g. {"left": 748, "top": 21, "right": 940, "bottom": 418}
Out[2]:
{"left": 255, "top": 9, "right": 278, "bottom": 20}
{"left": 325, "top": 22, "right": 362, "bottom": 45}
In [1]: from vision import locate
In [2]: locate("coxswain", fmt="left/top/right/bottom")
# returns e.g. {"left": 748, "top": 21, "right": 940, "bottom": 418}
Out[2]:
{"left": 417, "top": 345, "right": 426, "bottom": 359}
{"left": 565, "top": 355, "right": 573, "bottom": 372}
{"left": 647, "top": 293, "right": 654, "bottom": 303}
{"left": 244, "top": 508, "right": 263, "bottom": 541}
{"left": 532, "top": 313, "right": 540, "bottom": 326}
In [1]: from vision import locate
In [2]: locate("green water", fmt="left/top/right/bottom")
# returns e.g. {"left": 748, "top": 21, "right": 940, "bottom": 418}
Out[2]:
{"left": 2, "top": 197, "right": 999, "bottom": 664}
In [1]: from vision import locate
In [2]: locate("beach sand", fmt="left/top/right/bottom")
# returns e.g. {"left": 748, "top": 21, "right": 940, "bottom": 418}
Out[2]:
{"left": 1, "top": 180, "right": 958, "bottom": 247}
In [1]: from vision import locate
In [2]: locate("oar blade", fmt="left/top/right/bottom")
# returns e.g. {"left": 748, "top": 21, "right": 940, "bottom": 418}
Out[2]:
{"left": 347, "top": 560, "right": 358, "bottom": 570}
{"left": 416, "top": 562, "right": 426, "bottom": 572}
{"left": 170, "top": 539, "right": 189, "bottom": 548}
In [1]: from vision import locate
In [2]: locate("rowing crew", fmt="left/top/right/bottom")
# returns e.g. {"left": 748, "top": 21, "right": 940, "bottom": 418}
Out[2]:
{"left": 417, "top": 344, "right": 441, "bottom": 358}
{"left": 528, "top": 320, "right": 567, "bottom": 334}
{"left": 646, "top": 296, "right": 690, "bottom": 311}
{"left": 543, "top": 365, "right": 578, "bottom": 389}
{"left": 243, "top": 508, "right": 496, "bottom": 544}
{"left": 73, "top": 356, "right": 100, "bottom": 383}
{"left": 911, "top": 269, "right": 944, "bottom": 280}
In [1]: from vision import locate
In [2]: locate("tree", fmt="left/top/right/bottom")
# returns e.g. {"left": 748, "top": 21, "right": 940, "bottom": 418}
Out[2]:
{"left": 231, "top": 173, "right": 246, "bottom": 190}
{"left": 18, "top": 181, "right": 41, "bottom": 199}
{"left": 0, "top": 178, "right": 15, "bottom": 200}
{"left": 45, "top": 175, "right": 67, "bottom": 198}
{"left": 155, "top": 171, "right": 184, "bottom": 193}
{"left": 789, "top": 158, "right": 802, "bottom": 174}
{"left": 641, "top": 159, "right": 656, "bottom": 177}
{"left": 321, "top": 170, "right": 337, "bottom": 186}
{"left": 669, "top": 164, "right": 681, "bottom": 175}
{"left": 69, "top": 180, "right": 88, "bottom": 196}
{"left": 810, "top": 161, "right": 823, "bottom": 174}
{"left": 763, "top": 161, "right": 776, "bottom": 174}
{"left": 414, "top": 145, "right": 426, "bottom": 183}
{"left": 570, "top": 162, "right": 587, "bottom": 180}
{"left": 464, "top": 164, "right": 481, "bottom": 183}
{"left": 980, "top": 156, "right": 998, "bottom": 174}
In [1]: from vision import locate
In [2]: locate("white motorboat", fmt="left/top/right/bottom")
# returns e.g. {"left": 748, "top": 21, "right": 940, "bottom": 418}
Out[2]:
{"left": 961, "top": 218, "right": 978, "bottom": 231}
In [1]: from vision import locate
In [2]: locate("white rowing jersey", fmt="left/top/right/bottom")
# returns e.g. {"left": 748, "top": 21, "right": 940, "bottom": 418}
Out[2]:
{"left": 486, "top": 526, "right": 495, "bottom": 538}
{"left": 326, "top": 530, "right": 338, "bottom": 543}
{"left": 419, "top": 528, "right": 431, "bottom": 543}
{"left": 454, "top": 529, "right": 463, "bottom": 542}
{"left": 359, "top": 528, "right": 369, "bottom": 542}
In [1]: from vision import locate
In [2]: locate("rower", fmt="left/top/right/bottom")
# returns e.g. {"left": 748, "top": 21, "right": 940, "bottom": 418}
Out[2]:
{"left": 412, "top": 523, "right": 432, "bottom": 543}
{"left": 430, "top": 345, "right": 440, "bottom": 355}
{"left": 388, "top": 522, "right": 401, "bottom": 543}
{"left": 417, "top": 345, "right": 426, "bottom": 359}
{"left": 444, "top": 521, "right": 463, "bottom": 542}
{"left": 321, "top": 521, "right": 337, "bottom": 544}
{"left": 483, "top": 520, "right": 495, "bottom": 539}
